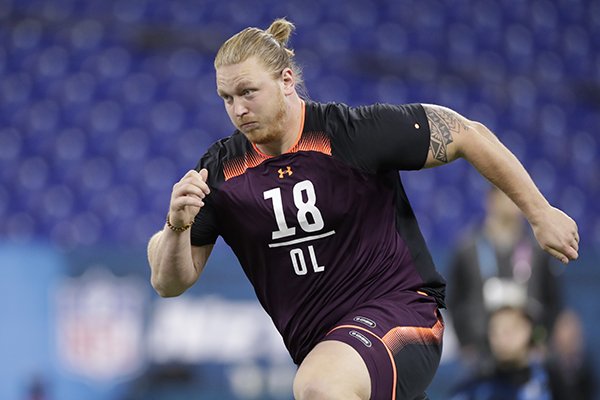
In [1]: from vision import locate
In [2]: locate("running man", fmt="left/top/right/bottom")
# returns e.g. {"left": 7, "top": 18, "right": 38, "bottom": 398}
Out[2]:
{"left": 147, "top": 18, "right": 579, "bottom": 400}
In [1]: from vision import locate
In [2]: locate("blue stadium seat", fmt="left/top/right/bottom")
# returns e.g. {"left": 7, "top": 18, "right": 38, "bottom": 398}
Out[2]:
{"left": 143, "top": 156, "right": 178, "bottom": 191}
{"left": 112, "top": 0, "right": 148, "bottom": 24}
{"left": 69, "top": 19, "right": 106, "bottom": 51}
{"left": 529, "top": 158, "right": 558, "bottom": 200}
{"left": 538, "top": 103, "right": 566, "bottom": 139}
{"left": 534, "top": 51, "right": 565, "bottom": 85}
{"left": 149, "top": 100, "right": 185, "bottom": 136}
{"left": 504, "top": 24, "right": 535, "bottom": 74}
{"left": 373, "top": 22, "right": 408, "bottom": 55}
{"left": 0, "top": 46, "right": 5, "bottom": 75}
{"left": 174, "top": 128, "right": 207, "bottom": 167}
{"left": 116, "top": 126, "right": 150, "bottom": 162}
{"left": 314, "top": 22, "right": 352, "bottom": 55}
{"left": 40, "top": 0, "right": 75, "bottom": 22}
{"left": 0, "top": 127, "right": 22, "bottom": 163}
{"left": 16, "top": 156, "right": 49, "bottom": 195}
{"left": 98, "top": 46, "right": 132, "bottom": 79}
{"left": 38, "top": 46, "right": 69, "bottom": 79}
{"left": 78, "top": 156, "right": 115, "bottom": 193}
{"left": 27, "top": 100, "right": 60, "bottom": 135}
{"left": 477, "top": 51, "right": 507, "bottom": 84}
{"left": 558, "top": 185, "right": 586, "bottom": 224}
{"left": 41, "top": 184, "right": 75, "bottom": 220}
{"left": 0, "top": 183, "right": 8, "bottom": 217}
{"left": 562, "top": 25, "right": 592, "bottom": 76}
{"left": 0, "top": 0, "right": 13, "bottom": 19}
{"left": 374, "top": 75, "right": 408, "bottom": 105}
{"left": 4, "top": 212, "right": 36, "bottom": 242}
{"left": 168, "top": 48, "right": 202, "bottom": 79}
{"left": 337, "top": 0, "right": 380, "bottom": 39}
{"left": 446, "top": 23, "right": 478, "bottom": 67}
{"left": 0, "top": 129, "right": 23, "bottom": 192}
{"left": 122, "top": 72, "right": 158, "bottom": 105}
{"left": 52, "top": 129, "right": 87, "bottom": 186}
{"left": 61, "top": 72, "right": 97, "bottom": 106}
{"left": 90, "top": 100, "right": 124, "bottom": 135}
{"left": 68, "top": 211, "right": 103, "bottom": 246}
{"left": 10, "top": 18, "right": 44, "bottom": 52}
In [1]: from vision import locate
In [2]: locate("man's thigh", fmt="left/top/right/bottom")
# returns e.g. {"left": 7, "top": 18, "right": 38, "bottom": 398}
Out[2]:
{"left": 293, "top": 340, "right": 371, "bottom": 400}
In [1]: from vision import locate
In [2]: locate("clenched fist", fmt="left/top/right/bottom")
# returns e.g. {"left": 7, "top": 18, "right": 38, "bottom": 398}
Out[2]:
{"left": 530, "top": 205, "right": 579, "bottom": 264}
{"left": 168, "top": 168, "right": 211, "bottom": 228}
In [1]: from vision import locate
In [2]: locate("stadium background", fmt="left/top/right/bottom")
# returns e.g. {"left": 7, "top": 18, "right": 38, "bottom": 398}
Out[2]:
{"left": 0, "top": 0, "right": 598, "bottom": 398}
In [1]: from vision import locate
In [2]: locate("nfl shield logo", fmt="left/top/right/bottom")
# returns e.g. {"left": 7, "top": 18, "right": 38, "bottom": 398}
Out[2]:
{"left": 56, "top": 267, "right": 147, "bottom": 382}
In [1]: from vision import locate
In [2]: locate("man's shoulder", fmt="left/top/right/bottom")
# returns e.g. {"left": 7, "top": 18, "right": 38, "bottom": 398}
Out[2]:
{"left": 305, "top": 100, "right": 349, "bottom": 121}
{"left": 306, "top": 100, "right": 422, "bottom": 126}
{"left": 200, "top": 131, "right": 248, "bottom": 165}
{"left": 304, "top": 100, "right": 356, "bottom": 137}
{"left": 195, "top": 131, "right": 248, "bottom": 187}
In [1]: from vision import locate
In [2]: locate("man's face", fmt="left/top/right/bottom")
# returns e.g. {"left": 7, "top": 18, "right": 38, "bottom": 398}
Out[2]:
{"left": 216, "top": 57, "right": 287, "bottom": 145}
{"left": 488, "top": 308, "right": 532, "bottom": 365}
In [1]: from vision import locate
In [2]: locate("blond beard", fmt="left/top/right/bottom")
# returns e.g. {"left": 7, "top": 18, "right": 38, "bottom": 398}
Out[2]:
{"left": 241, "top": 91, "right": 287, "bottom": 145}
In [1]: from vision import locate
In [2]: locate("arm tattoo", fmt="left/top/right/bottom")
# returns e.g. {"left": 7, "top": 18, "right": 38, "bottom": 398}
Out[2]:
{"left": 425, "top": 107, "right": 464, "bottom": 163}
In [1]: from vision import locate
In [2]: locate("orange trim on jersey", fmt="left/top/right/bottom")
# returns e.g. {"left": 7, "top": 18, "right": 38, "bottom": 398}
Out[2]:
{"left": 288, "top": 99, "right": 306, "bottom": 151}
{"left": 222, "top": 148, "right": 267, "bottom": 181}
{"left": 252, "top": 100, "right": 306, "bottom": 158}
{"left": 294, "top": 130, "right": 332, "bottom": 155}
{"left": 327, "top": 324, "right": 397, "bottom": 400}
{"left": 381, "top": 317, "right": 444, "bottom": 355}
{"left": 222, "top": 101, "right": 332, "bottom": 181}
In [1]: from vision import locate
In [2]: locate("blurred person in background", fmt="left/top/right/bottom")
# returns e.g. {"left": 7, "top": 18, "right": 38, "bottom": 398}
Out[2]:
{"left": 446, "top": 186, "right": 563, "bottom": 364}
{"left": 147, "top": 18, "right": 579, "bottom": 400}
{"left": 546, "top": 309, "right": 596, "bottom": 400}
{"left": 25, "top": 375, "right": 48, "bottom": 400}
{"left": 449, "top": 305, "right": 555, "bottom": 400}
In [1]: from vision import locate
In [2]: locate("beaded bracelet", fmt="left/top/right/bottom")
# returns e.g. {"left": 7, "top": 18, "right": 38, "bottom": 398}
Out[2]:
{"left": 166, "top": 213, "right": 193, "bottom": 233}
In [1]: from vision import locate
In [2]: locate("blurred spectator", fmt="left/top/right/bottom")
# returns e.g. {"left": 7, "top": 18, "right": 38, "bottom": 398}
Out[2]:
{"left": 546, "top": 309, "right": 596, "bottom": 400}
{"left": 449, "top": 305, "right": 555, "bottom": 400}
{"left": 25, "top": 375, "right": 48, "bottom": 400}
{"left": 446, "top": 185, "right": 562, "bottom": 362}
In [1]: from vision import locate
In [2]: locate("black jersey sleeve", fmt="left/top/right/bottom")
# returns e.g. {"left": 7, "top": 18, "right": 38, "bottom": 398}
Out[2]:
{"left": 326, "top": 103, "right": 431, "bottom": 173}
{"left": 189, "top": 149, "right": 220, "bottom": 247}
{"left": 190, "top": 199, "right": 218, "bottom": 246}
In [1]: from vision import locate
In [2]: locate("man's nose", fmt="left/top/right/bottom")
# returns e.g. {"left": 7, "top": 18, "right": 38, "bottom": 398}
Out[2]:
{"left": 233, "top": 98, "right": 248, "bottom": 117}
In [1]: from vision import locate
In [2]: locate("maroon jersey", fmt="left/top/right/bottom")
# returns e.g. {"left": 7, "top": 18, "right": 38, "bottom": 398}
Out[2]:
{"left": 191, "top": 101, "right": 446, "bottom": 364}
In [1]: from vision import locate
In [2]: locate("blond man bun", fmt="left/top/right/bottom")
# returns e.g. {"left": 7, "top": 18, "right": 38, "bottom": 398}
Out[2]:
{"left": 266, "top": 18, "right": 295, "bottom": 56}
{"left": 214, "top": 18, "right": 305, "bottom": 96}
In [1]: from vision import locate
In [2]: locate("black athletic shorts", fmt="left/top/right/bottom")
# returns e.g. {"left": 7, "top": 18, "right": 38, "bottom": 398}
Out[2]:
{"left": 322, "top": 290, "right": 444, "bottom": 400}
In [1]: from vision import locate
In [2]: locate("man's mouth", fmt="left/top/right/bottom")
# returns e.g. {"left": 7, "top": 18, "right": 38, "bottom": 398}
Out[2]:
{"left": 241, "top": 121, "right": 258, "bottom": 130}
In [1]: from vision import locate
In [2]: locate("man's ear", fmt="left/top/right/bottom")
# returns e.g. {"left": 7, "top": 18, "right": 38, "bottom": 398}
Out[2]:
{"left": 281, "top": 67, "right": 295, "bottom": 95}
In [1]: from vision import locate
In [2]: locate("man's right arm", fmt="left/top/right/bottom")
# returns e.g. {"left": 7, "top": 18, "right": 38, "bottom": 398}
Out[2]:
{"left": 147, "top": 168, "right": 213, "bottom": 297}
{"left": 147, "top": 228, "right": 213, "bottom": 297}
{"left": 420, "top": 104, "right": 579, "bottom": 265}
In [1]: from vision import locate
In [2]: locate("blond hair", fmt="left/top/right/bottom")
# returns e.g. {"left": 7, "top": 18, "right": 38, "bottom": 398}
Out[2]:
{"left": 214, "top": 18, "right": 306, "bottom": 97}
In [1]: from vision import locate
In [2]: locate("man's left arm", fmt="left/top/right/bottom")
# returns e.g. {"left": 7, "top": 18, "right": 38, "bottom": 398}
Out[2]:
{"left": 421, "top": 103, "right": 579, "bottom": 264}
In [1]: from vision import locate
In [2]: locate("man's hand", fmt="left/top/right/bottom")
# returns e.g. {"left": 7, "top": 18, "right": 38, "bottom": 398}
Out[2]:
{"left": 530, "top": 206, "right": 579, "bottom": 264}
{"left": 168, "top": 169, "right": 211, "bottom": 228}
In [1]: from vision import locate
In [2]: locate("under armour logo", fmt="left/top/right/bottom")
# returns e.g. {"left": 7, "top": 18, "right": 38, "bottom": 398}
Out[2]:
{"left": 278, "top": 166, "right": 293, "bottom": 178}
